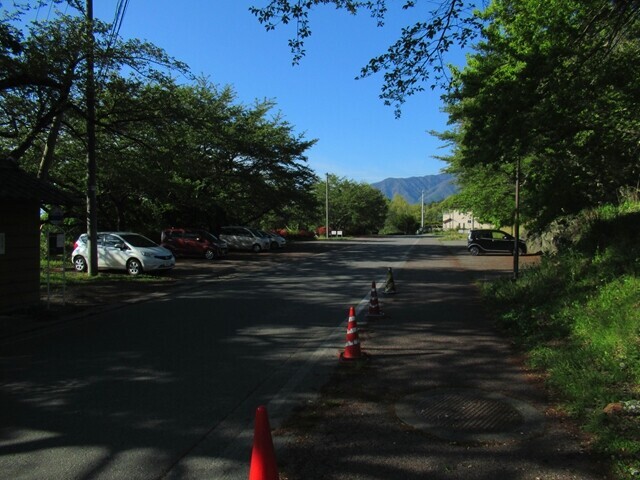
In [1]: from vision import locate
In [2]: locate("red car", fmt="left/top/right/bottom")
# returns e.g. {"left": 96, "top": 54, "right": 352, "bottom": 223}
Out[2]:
{"left": 160, "top": 228, "right": 228, "bottom": 260}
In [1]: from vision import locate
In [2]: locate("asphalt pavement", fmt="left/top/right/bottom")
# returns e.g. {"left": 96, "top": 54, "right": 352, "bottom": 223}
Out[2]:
{"left": 271, "top": 237, "right": 610, "bottom": 480}
{"left": 0, "top": 237, "right": 610, "bottom": 480}
{"left": 0, "top": 237, "right": 407, "bottom": 479}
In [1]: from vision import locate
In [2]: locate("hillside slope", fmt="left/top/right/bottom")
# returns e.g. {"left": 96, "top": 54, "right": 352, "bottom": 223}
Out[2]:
{"left": 371, "top": 173, "right": 457, "bottom": 204}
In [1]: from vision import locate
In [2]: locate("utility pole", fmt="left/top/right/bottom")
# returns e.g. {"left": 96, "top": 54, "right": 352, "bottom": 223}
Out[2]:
{"left": 513, "top": 157, "right": 521, "bottom": 280}
{"left": 421, "top": 190, "right": 425, "bottom": 231}
{"left": 86, "top": 0, "right": 98, "bottom": 275}
{"left": 325, "top": 173, "right": 329, "bottom": 240}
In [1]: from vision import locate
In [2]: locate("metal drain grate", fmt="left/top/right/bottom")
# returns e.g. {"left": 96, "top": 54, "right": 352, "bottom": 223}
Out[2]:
{"left": 416, "top": 392, "right": 523, "bottom": 433}
{"left": 396, "top": 388, "right": 545, "bottom": 443}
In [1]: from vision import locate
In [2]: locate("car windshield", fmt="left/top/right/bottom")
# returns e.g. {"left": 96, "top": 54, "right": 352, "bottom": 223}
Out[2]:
{"left": 119, "top": 234, "right": 158, "bottom": 248}
{"left": 202, "top": 232, "right": 219, "bottom": 242}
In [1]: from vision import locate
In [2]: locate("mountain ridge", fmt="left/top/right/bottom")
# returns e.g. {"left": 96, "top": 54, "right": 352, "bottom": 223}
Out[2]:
{"left": 371, "top": 173, "right": 458, "bottom": 204}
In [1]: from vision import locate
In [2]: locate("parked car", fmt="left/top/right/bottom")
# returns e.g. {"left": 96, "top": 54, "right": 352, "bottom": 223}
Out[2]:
{"left": 160, "top": 227, "right": 228, "bottom": 260}
{"left": 72, "top": 232, "right": 175, "bottom": 275}
{"left": 260, "top": 230, "right": 286, "bottom": 249}
{"left": 467, "top": 229, "right": 527, "bottom": 256}
{"left": 219, "top": 226, "right": 271, "bottom": 252}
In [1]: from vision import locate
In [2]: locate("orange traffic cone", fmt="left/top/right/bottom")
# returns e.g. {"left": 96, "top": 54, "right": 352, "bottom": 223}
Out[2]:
{"left": 366, "top": 281, "right": 384, "bottom": 318}
{"left": 249, "top": 405, "right": 278, "bottom": 480}
{"left": 340, "top": 306, "right": 369, "bottom": 362}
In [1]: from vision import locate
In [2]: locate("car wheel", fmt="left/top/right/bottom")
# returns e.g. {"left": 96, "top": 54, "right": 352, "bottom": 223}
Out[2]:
{"left": 126, "top": 258, "right": 143, "bottom": 275}
{"left": 469, "top": 246, "right": 480, "bottom": 256}
{"left": 73, "top": 255, "right": 87, "bottom": 272}
{"left": 252, "top": 244, "right": 262, "bottom": 253}
{"left": 205, "top": 249, "right": 216, "bottom": 260}
{"left": 517, "top": 246, "right": 526, "bottom": 256}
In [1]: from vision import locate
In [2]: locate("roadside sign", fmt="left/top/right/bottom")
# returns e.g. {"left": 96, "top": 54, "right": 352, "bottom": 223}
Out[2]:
{"left": 48, "top": 233, "right": 65, "bottom": 255}
{"left": 50, "top": 207, "right": 64, "bottom": 225}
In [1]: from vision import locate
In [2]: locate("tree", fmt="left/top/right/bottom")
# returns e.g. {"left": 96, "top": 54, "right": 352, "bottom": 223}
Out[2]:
{"left": 50, "top": 78, "right": 319, "bottom": 235}
{"left": 383, "top": 193, "right": 418, "bottom": 234}
{"left": 0, "top": 7, "right": 188, "bottom": 173}
{"left": 440, "top": 0, "right": 640, "bottom": 230}
{"left": 313, "top": 174, "right": 387, "bottom": 234}
{"left": 251, "top": 0, "right": 639, "bottom": 116}
{"left": 251, "top": 0, "right": 484, "bottom": 116}
{"left": 412, "top": 199, "right": 445, "bottom": 228}
{"left": 212, "top": 96, "right": 318, "bottom": 226}
{"left": 1, "top": 5, "right": 318, "bottom": 237}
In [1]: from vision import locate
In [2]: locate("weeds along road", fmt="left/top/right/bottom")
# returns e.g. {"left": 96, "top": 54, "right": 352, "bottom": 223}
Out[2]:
{"left": 1, "top": 236, "right": 429, "bottom": 480}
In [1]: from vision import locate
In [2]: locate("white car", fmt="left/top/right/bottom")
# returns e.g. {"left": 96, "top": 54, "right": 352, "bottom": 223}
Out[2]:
{"left": 72, "top": 232, "right": 175, "bottom": 275}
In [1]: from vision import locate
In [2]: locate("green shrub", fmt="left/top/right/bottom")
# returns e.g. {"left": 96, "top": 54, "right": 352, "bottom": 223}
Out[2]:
{"left": 482, "top": 202, "right": 640, "bottom": 479}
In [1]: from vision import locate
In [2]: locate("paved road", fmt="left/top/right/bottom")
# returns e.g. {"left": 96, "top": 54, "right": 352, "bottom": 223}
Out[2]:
{"left": 274, "top": 238, "right": 605, "bottom": 480}
{"left": 1, "top": 236, "right": 422, "bottom": 479}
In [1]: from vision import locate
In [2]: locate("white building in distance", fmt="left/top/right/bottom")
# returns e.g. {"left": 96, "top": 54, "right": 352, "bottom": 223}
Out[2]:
{"left": 442, "top": 210, "right": 492, "bottom": 231}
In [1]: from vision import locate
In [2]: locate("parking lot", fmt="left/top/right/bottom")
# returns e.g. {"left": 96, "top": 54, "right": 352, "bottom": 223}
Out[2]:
{"left": 2, "top": 236, "right": 573, "bottom": 480}
{"left": 41, "top": 237, "right": 542, "bottom": 311}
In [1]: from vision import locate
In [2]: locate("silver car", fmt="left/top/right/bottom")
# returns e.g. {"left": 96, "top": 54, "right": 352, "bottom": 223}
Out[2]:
{"left": 218, "top": 226, "right": 271, "bottom": 252}
{"left": 72, "top": 232, "right": 175, "bottom": 275}
{"left": 260, "top": 230, "right": 286, "bottom": 249}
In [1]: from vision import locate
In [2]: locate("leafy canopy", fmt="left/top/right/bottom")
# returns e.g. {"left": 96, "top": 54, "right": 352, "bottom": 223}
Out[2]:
{"left": 440, "top": 0, "right": 640, "bottom": 230}
{"left": 1, "top": 2, "right": 319, "bottom": 237}
{"left": 312, "top": 174, "right": 388, "bottom": 234}
{"left": 251, "top": 0, "right": 486, "bottom": 116}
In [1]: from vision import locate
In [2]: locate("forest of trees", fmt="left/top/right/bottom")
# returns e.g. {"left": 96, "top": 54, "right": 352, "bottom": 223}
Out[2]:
{"left": 1, "top": 1, "right": 319, "bottom": 238}
{"left": 2, "top": 0, "right": 638, "bottom": 239}
{"left": 254, "top": 0, "right": 640, "bottom": 232}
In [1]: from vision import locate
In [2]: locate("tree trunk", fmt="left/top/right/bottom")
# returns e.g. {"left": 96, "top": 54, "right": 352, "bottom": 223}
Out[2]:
{"left": 37, "top": 113, "right": 64, "bottom": 181}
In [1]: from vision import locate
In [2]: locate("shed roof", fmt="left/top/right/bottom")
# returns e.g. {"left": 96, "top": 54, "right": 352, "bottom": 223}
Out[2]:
{"left": 0, "top": 158, "right": 78, "bottom": 205}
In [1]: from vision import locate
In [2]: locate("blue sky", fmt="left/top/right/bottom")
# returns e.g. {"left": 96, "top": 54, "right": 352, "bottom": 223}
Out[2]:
{"left": 91, "top": 1, "right": 464, "bottom": 184}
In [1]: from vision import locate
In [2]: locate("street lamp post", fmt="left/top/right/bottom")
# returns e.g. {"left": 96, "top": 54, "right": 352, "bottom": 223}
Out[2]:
{"left": 325, "top": 173, "right": 329, "bottom": 240}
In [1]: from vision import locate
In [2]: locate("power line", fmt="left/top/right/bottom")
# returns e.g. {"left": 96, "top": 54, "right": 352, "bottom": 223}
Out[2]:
{"left": 34, "top": 0, "right": 42, "bottom": 21}
{"left": 108, "top": 0, "right": 129, "bottom": 46}
{"left": 98, "top": 0, "right": 129, "bottom": 80}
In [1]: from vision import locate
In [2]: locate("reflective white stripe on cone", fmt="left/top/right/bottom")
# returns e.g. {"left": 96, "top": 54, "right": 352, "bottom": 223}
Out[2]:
{"left": 340, "top": 306, "right": 369, "bottom": 362}
{"left": 367, "top": 280, "right": 384, "bottom": 317}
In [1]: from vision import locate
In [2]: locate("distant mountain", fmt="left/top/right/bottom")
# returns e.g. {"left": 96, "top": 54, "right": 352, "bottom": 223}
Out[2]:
{"left": 371, "top": 173, "right": 458, "bottom": 204}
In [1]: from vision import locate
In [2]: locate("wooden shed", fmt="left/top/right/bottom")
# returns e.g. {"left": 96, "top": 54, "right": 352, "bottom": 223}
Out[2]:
{"left": 0, "top": 158, "right": 76, "bottom": 311}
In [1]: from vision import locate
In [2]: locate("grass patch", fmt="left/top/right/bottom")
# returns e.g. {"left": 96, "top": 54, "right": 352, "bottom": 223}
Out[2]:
{"left": 435, "top": 230, "right": 467, "bottom": 241}
{"left": 481, "top": 204, "right": 640, "bottom": 480}
{"left": 41, "top": 258, "right": 173, "bottom": 285}
{"left": 322, "top": 235, "right": 354, "bottom": 241}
